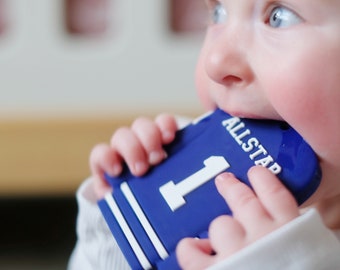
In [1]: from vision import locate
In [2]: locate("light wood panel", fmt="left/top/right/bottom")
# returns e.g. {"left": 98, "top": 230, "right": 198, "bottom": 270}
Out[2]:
{"left": 0, "top": 109, "right": 200, "bottom": 197}
{"left": 0, "top": 116, "right": 135, "bottom": 197}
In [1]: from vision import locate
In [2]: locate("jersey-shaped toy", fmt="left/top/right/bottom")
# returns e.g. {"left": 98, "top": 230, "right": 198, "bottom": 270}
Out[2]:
{"left": 98, "top": 109, "right": 321, "bottom": 270}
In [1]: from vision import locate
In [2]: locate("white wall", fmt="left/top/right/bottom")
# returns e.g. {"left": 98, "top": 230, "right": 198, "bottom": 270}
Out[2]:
{"left": 0, "top": 0, "right": 204, "bottom": 117}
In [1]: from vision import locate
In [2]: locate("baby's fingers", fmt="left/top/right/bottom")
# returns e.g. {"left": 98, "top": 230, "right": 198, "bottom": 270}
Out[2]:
{"left": 90, "top": 143, "right": 122, "bottom": 178}
{"left": 248, "top": 166, "right": 299, "bottom": 222}
{"left": 176, "top": 238, "right": 214, "bottom": 270}
{"left": 155, "top": 113, "right": 178, "bottom": 144}
{"left": 208, "top": 215, "right": 245, "bottom": 256}
{"left": 110, "top": 127, "right": 149, "bottom": 176}
{"left": 215, "top": 172, "right": 268, "bottom": 226}
{"left": 131, "top": 117, "right": 168, "bottom": 165}
{"left": 90, "top": 143, "right": 118, "bottom": 198}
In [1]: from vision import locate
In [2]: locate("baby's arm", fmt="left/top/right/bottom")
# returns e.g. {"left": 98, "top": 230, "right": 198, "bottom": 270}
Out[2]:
{"left": 89, "top": 113, "right": 178, "bottom": 199}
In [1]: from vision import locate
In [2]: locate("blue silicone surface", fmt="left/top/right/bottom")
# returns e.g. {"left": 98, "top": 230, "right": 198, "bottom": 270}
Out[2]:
{"left": 99, "top": 109, "right": 321, "bottom": 270}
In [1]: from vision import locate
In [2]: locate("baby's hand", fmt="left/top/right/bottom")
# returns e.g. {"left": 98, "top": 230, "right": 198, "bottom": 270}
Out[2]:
{"left": 176, "top": 166, "right": 300, "bottom": 270}
{"left": 90, "top": 113, "right": 178, "bottom": 199}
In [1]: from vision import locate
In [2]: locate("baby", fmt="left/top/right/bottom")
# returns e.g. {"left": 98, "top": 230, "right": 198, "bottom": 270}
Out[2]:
{"left": 69, "top": 0, "right": 340, "bottom": 269}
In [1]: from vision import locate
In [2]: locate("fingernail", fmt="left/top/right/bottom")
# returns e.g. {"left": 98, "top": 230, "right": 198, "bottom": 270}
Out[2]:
{"left": 134, "top": 161, "right": 148, "bottom": 175}
{"left": 149, "top": 150, "right": 167, "bottom": 164}
{"left": 106, "top": 164, "right": 122, "bottom": 177}
{"left": 163, "top": 131, "right": 174, "bottom": 142}
{"left": 112, "top": 164, "right": 122, "bottom": 176}
{"left": 216, "top": 172, "right": 234, "bottom": 183}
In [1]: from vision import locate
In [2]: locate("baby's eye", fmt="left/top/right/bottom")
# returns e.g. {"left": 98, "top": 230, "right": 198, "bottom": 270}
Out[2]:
{"left": 212, "top": 2, "right": 227, "bottom": 24}
{"left": 268, "top": 6, "right": 302, "bottom": 28}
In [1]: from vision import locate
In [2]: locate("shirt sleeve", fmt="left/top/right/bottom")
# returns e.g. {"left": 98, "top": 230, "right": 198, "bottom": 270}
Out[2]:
{"left": 208, "top": 209, "right": 340, "bottom": 270}
{"left": 67, "top": 177, "right": 130, "bottom": 270}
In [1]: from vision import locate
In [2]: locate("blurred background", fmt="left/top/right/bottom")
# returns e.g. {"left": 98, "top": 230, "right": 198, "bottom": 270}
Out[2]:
{"left": 0, "top": 0, "right": 206, "bottom": 269}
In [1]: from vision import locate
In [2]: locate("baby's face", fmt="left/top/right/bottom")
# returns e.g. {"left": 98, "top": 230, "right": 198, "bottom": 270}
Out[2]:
{"left": 196, "top": 0, "right": 340, "bottom": 201}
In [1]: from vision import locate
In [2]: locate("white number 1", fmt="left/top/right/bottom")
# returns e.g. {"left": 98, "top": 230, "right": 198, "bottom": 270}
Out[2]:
{"left": 159, "top": 156, "right": 230, "bottom": 211}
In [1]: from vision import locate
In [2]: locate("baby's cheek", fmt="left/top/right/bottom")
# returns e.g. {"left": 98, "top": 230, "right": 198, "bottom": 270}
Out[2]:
{"left": 266, "top": 64, "right": 317, "bottom": 119}
{"left": 195, "top": 63, "right": 216, "bottom": 110}
{"left": 270, "top": 89, "right": 334, "bottom": 158}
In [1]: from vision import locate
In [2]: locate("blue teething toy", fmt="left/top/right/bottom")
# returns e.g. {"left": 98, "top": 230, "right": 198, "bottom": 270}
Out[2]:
{"left": 98, "top": 109, "right": 321, "bottom": 270}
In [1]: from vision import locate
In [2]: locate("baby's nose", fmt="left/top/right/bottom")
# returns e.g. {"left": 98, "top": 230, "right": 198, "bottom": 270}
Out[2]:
{"left": 205, "top": 26, "right": 254, "bottom": 88}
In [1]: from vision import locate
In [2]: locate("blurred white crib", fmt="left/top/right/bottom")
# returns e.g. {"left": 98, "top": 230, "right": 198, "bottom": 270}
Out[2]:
{"left": 0, "top": 0, "right": 207, "bottom": 196}
{"left": 0, "top": 0, "right": 206, "bottom": 116}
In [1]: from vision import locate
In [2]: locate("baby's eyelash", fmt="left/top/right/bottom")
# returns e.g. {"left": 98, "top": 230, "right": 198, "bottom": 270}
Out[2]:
{"left": 263, "top": 4, "right": 303, "bottom": 28}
